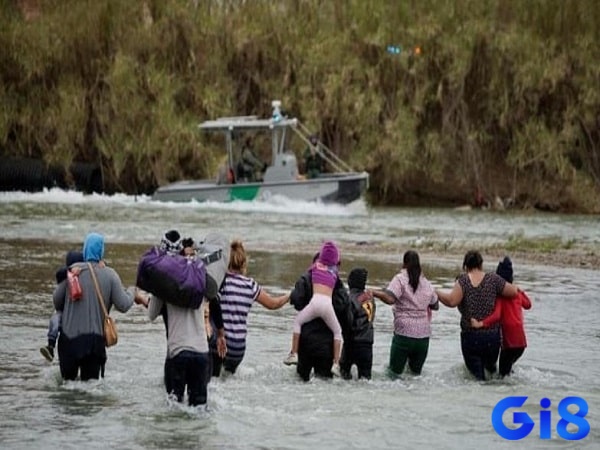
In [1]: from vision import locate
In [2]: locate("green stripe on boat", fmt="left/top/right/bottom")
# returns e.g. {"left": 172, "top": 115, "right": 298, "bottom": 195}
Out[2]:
{"left": 229, "top": 185, "right": 259, "bottom": 201}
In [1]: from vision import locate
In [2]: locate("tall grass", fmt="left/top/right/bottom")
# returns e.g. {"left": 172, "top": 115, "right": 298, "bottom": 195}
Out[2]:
{"left": 1, "top": 0, "right": 599, "bottom": 212}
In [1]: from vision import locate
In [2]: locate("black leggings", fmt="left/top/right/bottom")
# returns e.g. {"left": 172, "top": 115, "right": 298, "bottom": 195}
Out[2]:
{"left": 340, "top": 342, "right": 373, "bottom": 379}
{"left": 164, "top": 351, "right": 210, "bottom": 406}
{"left": 499, "top": 347, "right": 525, "bottom": 377}
{"left": 460, "top": 329, "right": 501, "bottom": 381}
{"left": 210, "top": 352, "right": 243, "bottom": 377}
{"left": 60, "top": 353, "right": 105, "bottom": 381}
{"left": 57, "top": 334, "right": 106, "bottom": 381}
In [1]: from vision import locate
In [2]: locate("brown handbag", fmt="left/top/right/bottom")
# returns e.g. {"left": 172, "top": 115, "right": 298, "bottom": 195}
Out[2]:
{"left": 88, "top": 263, "right": 118, "bottom": 347}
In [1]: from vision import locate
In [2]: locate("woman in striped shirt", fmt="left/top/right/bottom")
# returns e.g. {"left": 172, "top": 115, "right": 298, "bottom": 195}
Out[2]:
{"left": 213, "top": 240, "right": 289, "bottom": 376}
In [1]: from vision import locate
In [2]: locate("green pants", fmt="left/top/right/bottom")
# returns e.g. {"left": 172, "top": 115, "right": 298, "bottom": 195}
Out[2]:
{"left": 388, "top": 334, "right": 430, "bottom": 376}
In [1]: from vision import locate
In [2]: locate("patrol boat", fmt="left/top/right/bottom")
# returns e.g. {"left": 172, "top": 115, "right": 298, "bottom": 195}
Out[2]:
{"left": 152, "top": 101, "right": 369, "bottom": 204}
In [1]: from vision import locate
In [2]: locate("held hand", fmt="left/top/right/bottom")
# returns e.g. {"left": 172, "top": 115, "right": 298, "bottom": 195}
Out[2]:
{"left": 216, "top": 335, "right": 227, "bottom": 359}
{"left": 134, "top": 290, "right": 149, "bottom": 308}
{"left": 205, "top": 321, "right": 213, "bottom": 340}
{"left": 470, "top": 318, "right": 484, "bottom": 328}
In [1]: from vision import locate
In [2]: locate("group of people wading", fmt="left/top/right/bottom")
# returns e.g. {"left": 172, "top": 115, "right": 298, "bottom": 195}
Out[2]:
{"left": 43, "top": 231, "right": 531, "bottom": 407}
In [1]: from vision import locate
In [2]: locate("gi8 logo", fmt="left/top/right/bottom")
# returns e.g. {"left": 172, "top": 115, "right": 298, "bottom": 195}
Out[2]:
{"left": 491, "top": 396, "right": 590, "bottom": 440}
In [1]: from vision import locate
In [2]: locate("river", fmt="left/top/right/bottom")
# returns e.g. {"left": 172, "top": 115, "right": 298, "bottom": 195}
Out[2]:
{"left": 0, "top": 189, "right": 598, "bottom": 449}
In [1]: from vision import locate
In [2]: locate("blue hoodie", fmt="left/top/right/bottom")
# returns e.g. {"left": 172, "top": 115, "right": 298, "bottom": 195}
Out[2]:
{"left": 83, "top": 233, "right": 105, "bottom": 262}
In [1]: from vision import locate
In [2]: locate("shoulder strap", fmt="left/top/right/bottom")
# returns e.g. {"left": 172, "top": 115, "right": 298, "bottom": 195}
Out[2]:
{"left": 88, "top": 262, "right": 109, "bottom": 320}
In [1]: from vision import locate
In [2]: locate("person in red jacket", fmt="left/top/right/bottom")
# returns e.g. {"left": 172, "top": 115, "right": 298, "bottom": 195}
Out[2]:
{"left": 471, "top": 256, "right": 532, "bottom": 377}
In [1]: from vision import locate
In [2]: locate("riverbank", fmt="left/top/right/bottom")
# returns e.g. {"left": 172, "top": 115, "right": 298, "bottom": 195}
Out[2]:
{"left": 254, "top": 239, "right": 600, "bottom": 272}
{"left": 346, "top": 241, "right": 600, "bottom": 271}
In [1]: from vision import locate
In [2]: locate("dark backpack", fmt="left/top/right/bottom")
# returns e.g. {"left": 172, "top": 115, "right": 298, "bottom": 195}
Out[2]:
{"left": 136, "top": 247, "right": 207, "bottom": 309}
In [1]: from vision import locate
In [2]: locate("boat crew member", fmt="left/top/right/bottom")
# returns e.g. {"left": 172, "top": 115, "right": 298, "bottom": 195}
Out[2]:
{"left": 238, "top": 141, "right": 266, "bottom": 182}
{"left": 303, "top": 134, "right": 323, "bottom": 179}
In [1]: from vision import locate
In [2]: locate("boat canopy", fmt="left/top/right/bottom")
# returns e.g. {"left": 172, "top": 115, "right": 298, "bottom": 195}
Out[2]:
{"left": 197, "top": 101, "right": 354, "bottom": 174}
{"left": 198, "top": 116, "right": 298, "bottom": 132}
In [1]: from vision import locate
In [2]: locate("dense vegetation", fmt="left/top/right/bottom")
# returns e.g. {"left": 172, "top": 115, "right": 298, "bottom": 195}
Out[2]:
{"left": 1, "top": 0, "right": 599, "bottom": 212}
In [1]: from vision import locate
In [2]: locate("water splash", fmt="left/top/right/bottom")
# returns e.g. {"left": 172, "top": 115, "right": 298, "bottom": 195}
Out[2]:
{"left": 0, "top": 188, "right": 368, "bottom": 218}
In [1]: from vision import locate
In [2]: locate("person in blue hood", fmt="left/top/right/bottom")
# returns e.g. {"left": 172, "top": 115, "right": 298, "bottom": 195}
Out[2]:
{"left": 53, "top": 232, "right": 147, "bottom": 381}
{"left": 40, "top": 250, "right": 84, "bottom": 362}
{"left": 83, "top": 232, "right": 105, "bottom": 262}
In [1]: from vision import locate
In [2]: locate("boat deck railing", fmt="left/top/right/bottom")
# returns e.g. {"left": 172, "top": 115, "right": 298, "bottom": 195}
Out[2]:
{"left": 294, "top": 121, "right": 355, "bottom": 174}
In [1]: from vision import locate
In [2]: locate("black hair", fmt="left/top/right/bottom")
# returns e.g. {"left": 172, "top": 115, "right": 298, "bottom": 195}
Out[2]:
{"left": 181, "top": 237, "right": 194, "bottom": 249}
{"left": 462, "top": 250, "right": 483, "bottom": 271}
{"left": 403, "top": 250, "right": 421, "bottom": 292}
{"left": 347, "top": 267, "right": 368, "bottom": 290}
{"left": 165, "top": 229, "right": 180, "bottom": 243}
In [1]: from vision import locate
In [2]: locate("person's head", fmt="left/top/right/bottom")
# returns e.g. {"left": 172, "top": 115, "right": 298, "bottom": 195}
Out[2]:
{"left": 66, "top": 250, "right": 84, "bottom": 267}
{"left": 159, "top": 229, "right": 182, "bottom": 255}
{"left": 56, "top": 250, "right": 85, "bottom": 283}
{"left": 348, "top": 267, "right": 368, "bottom": 291}
{"left": 496, "top": 256, "right": 513, "bottom": 283}
{"left": 228, "top": 239, "right": 248, "bottom": 275}
{"left": 318, "top": 240, "right": 340, "bottom": 267}
{"left": 402, "top": 250, "right": 422, "bottom": 292}
{"left": 309, "top": 134, "right": 318, "bottom": 145}
{"left": 462, "top": 250, "right": 483, "bottom": 272}
{"left": 83, "top": 232, "right": 105, "bottom": 262}
{"left": 181, "top": 237, "right": 196, "bottom": 257}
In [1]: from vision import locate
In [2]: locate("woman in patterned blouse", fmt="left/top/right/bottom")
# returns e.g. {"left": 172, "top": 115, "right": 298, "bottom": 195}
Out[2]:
{"left": 436, "top": 250, "right": 518, "bottom": 380}
{"left": 374, "top": 250, "right": 439, "bottom": 377}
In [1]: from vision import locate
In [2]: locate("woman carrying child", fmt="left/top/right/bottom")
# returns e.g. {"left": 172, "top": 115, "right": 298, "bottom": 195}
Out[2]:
{"left": 284, "top": 241, "right": 343, "bottom": 376}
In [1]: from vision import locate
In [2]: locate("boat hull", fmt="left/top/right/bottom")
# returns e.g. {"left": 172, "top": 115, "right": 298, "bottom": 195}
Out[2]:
{"left": 152, "top": 172, "right": 368, "bottom": 204}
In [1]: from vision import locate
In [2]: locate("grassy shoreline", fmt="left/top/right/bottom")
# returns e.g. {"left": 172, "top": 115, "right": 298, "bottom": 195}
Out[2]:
{"left": 252, "top": 239, "right": 600, "bottom": 272}
{"left": 350, "top": 242, "right": 600, "bottom": 271}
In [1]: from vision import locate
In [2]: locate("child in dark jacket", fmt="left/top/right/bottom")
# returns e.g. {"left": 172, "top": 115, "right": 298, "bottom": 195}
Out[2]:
{"left": 339, "top": 267, "right": 376, "bottom": 380}
{"left": 471, "top": 256, "right": 532, "bottom": 377}
{"left": 40, "top": 250, "right": 84, "bottom": 362}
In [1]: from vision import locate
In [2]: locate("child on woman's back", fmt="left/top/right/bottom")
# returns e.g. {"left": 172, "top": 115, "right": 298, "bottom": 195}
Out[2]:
{"left": 471, "top": 256, "right": 532, "bottom": 377}
{"left": 40, "top": 250, "right": 84, "bottom": 362}
{"left": 284, "top": 241, "right": 343, "bottom": 376}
